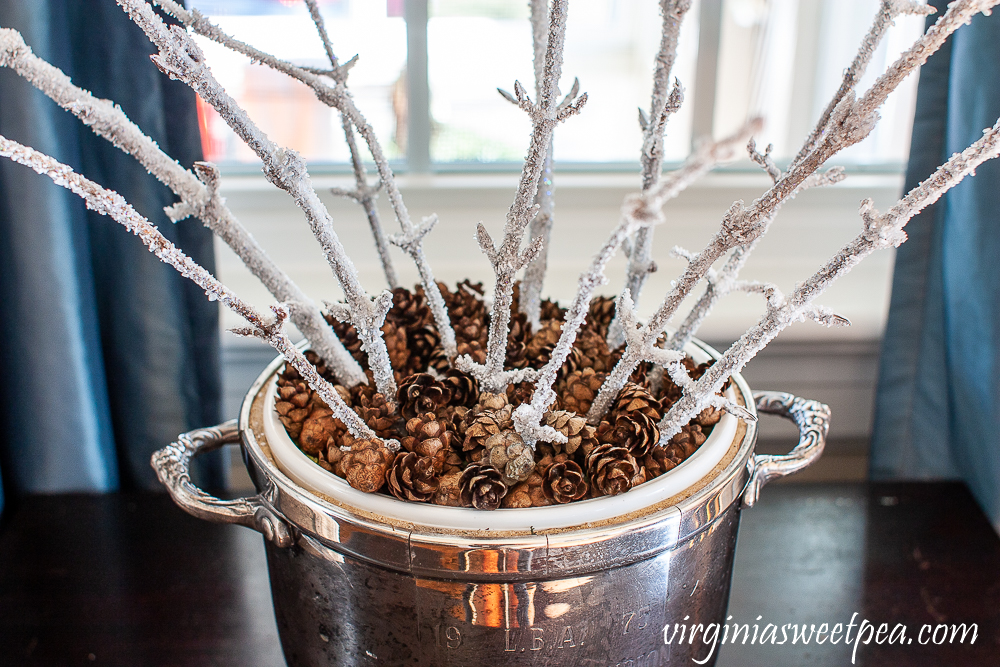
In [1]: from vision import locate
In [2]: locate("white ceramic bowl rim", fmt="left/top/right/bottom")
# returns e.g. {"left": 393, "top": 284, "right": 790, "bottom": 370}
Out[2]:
{"left": 262, "top": 343, "right": 741, "bottom": 533}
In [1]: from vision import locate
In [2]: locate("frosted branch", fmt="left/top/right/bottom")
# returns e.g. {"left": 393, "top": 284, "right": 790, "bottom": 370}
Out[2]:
{"left": 151, "top": 0, "right": 457, "bottom": 361}
{"left": 0, "top": 134, "right": 385, "bottom": 445}
{"left": 748, "top": 138, "right": 781, "bottom": 183}
{"left": 119, "top": 0, "right": 398, "bottom": 397}
{"left": 480, "top": 0, "right": 581, "bottom": 393}
{"left": 658, "top": 113, "right": 1000, "bottom": 441}
{"left": 0, "top": 25, "right": 365, "bottom": 386}
{"left": 609, "top": 118, "right": 763, "bottom": 348}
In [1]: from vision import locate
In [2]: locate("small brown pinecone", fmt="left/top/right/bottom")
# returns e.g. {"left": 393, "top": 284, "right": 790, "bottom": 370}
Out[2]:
{"left": 442, "top": 369, "right": 480, "bottom": 408}
{"left": 597, "top": 412, "right": 660, "bottom": 458}
{"left": 317, "top": 444, "right": 346, "bottom": 478}
{"left": 572, "top": 327, "right": 613, "bottom": 373}
{"left": 477, "top": 392, "right": 510, "bottom": 412}
{"left": 340, "top": 437, "right": 394, "bottom": 493}
{"left": 505, "top": 339, "right": 529, "bottom": 370}
{"left": 356, "top": 393, "right": 402, "bottom": 440}
{"left": 401, "top": 412, "right": 454, "bottom": 458}
{"left": 559, "top": 368, "right": 607, "bottom": 415}
{"left": 612, "top": 382, "right": 663, "bottom": 421}
{"left": 407, "top": 326, "right": 440, "bottom": 373}
{"left": 275, "top": 378, "right": 313, "bottom": 440}
{"left": 664, "top": 423, "right": 706, "bottom": 460}
{"left": 459, "top": 464, "right": 508, "bottom": 510}
{"left": 396, "top": 373, "right": 453, "bottom": 420}
{"left": 542, "top": 460, "right": 589, "bottom": 504}
{"left": 324, "top": 313, "right": 367, "bottom": 365}
{"left": 586, "top": 296, "right": 617, "bottom": 339}
{"left": 587, "top": 443, "right": 642, "bottom": 497}
{"left": 386, "top": 451, "right": 439, "bottom": 502}
{"left": 462, "top": 405, "right": 514, "bottom": 451}
{"left": 695, "top": 406, "right": 723, "bottom": 427}
{"left": 525, "top": 319, "right": 563, "bottom": 366}
{"left": 433, "top": 470, "right": 464, "bottom": 506}
{"left": 386, "top": 286, "right": 432, "bottom": 330}
{"left": 543, "top": 410, "right": 597, "bottom": 456}
{"left": 644, "top": 446, "right": 682, "bottom": 479}
{"left": 298, "top": 406, "right": 348, "bottom": 456}
{"left": 349, "top": 370, "right": 377, "bottom": 406}
{"left": 485, "top": 430, "right": 535, "bottom": 486}
{"left": 441, "top": 280, "right": 487, "bottom": 322}
{"left": 539, "top": 298, "right": 567, "bottom": 322}
{"left": 505, "top": 381, "right": 535, "bottom": 408}
{"left": 381, "top": 319, "right": 411, "bottom": 376}
{"left": 503, "top": 472, "right": 551, "bottom": 508}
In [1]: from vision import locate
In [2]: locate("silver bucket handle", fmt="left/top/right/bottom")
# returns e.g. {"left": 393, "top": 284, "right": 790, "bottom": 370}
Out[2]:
{"left": 741, "top": 391, "right": 832, "bottom": 509}
{"left": 151, "top": 420, "right": 294, "bottom": 547}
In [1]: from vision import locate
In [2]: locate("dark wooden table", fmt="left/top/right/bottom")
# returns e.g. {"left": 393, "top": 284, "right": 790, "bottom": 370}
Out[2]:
{"left": 1, "top": 482, "right": 997, "bottom": 666}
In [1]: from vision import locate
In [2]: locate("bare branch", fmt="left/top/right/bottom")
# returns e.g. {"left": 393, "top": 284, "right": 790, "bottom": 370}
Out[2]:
{"left": 0, "top": 133, "right": 388, "bottom": 445}
{"left": 151, "top": 0, "right": 457, "bottom": 360}
{"left": 659, "top": 113, "right": 1000, "bottom": 440}
{"left": 0, "top": 25, "right": 366, "bottom": 386}
{"left": 748, "top": 138, "right": 781, "bottom": 183}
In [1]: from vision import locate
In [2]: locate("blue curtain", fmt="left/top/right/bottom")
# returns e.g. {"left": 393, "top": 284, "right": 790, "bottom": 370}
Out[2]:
{"left": 0, "top": 0, "right": 222, "bottom": 515}
{"left": 871, "top": 1, "right": 1000, "bottom": 530}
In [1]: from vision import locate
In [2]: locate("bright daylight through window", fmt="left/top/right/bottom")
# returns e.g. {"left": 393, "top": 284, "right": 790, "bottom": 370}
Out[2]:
{"left": 189, "top": 0, "right": 925, "bottom": 170}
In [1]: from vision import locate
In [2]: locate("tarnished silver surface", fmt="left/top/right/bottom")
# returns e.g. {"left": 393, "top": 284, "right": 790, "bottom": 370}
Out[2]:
{"left": 151, "top": 340, "right": 831, "bottom": 666}
{"left": 151, "top": 420, "right": 294, "bottom": 548}
{"left": 741, "top": 392, "right": 832, "bottom": 509}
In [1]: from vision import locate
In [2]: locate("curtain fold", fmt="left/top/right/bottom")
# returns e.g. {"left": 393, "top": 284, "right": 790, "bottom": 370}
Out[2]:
{"left": 0, "top": 0, "right": 222, "bottom": 513}
{"left": 871, "top": 1, "right": 1000, "bottom": 530}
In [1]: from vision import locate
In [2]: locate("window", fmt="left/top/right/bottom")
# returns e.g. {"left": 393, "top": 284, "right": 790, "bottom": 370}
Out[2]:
{"left": 189, "top": 0, "right": 927, "bottom": 171}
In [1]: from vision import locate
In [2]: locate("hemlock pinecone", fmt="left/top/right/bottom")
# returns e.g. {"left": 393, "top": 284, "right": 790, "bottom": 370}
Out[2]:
{"left": 349, "top": 370, "right": 377, "bottom": 406}
{"left": 664, "top": 423, "right": 706, "bottom": 460}
{"left": 356, "top": 393, "right": 402, "bottom": 440}
{"left": 525, "top": 319, "right": 562, "bottom": 366}
{"left": 505, "top": 381, "right": 535, "bottom": 408}
{"left": 559, "top": 368, "right": 607, "bottom": 415}
{"left": 340, "top": 437, "right": 394, "bottom": 493}
{"left": 386, "top": 287, "right": 432, "bottom": 330}
{"left": 407, "top": 326, "right": 440, "bottom": 372}
{"left": 433, "top": 470, "right": 464, "bottom": 506}
{"left": 586, "top": 296, "right": 617, "bottom": 339}
{"left": 612, "top": 382, "right": 663, "bottom": 421}
{"left": 453, "top": 315, "right": 487, "bottom": 346}
{"left": 644, "top": 446, "right": 682, "bottom": 479}
{"left": 477, "top": 392, "right": 510, "bottom": 412}
{"left": 484, "top": 430, "right": 535, "bottom": 486}
{"left": 571, "top": 328, "right": 613, "bottom": 373}
{"left": 438, "top": 280, "right": 486, "bottom": 322}
{"left": 386, "top": 451, "right": 439, "bottom": 502}
{"left": 503, "top": 472, "right": 551, "bottom": 508}
{"left": 442, "top": 369, "right": 480, "bottom": 408}
{"left": 539, "top": 298, "right": 566, "bottom": 322}
{"left": 586, "top": 443, "right": 643, "bottom": 497}
{"left": 299, "top": 406, "right": 348, "bottom": 456}
{"left": 596, "top": 412, "right": 659, "bottom": 458}
{"left": 695, "top": 405, "right": 723, "bottom": 427}
{"left": 542, "top": 460, "right": 588, "bottom": 504}
{"left": 543, "top": 410, "right": 597, "bottom": 456}
{"left": 381, "top": 320, "right": 411, "bottom": 380}
{"left": 401, "top": 412, "right": 453, "bottom": 459}
{"left": 275, "top": 378, "right": 313, "bottom": 440}
{"left": 397, "top": 373, "right": 452, "bottom": 419}
{"left": 324, "top": 314, "right": 366, "bottom": 366}
{"left": 462, "top": 405, "right": 514, "bottom": 451}
{"left": 459, "top": 463, "right": 508, "bottom": 510}
{"left": 317, "top": 444, "right": 346, "bottom": 478}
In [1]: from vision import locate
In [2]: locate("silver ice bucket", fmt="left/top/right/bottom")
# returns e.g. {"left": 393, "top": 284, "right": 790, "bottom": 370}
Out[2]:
{"left": 152, "top": 346, "right": 829, "bottom": 666}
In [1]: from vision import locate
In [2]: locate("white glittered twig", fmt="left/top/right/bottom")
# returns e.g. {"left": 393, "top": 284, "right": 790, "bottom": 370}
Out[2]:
{"left": 118, "top": 0, "right": 400, "bottom": 398}
{"left": 0, "top": 25, "right": 366, "bottom": 387}
{"left": 0, "top": 134, "right": 390, "bottom": 447}
{"left": 658, "top": 114, "right": 1000, "bottom": 440}
{"left": 151, "top": 0, "right": 456, "bottom": 361}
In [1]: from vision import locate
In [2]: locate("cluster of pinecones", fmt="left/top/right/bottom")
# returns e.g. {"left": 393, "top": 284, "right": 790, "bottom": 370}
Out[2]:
{"left": 274, "top": 283, "right": 725, "bottom": 509}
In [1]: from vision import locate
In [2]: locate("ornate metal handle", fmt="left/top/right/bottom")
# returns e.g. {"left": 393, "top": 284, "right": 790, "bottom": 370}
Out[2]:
{"left": 741, "top": 391, "right": 831, "bottom": 509}
{"left": 151, "top": 420, "right": 294, "bottom": 547}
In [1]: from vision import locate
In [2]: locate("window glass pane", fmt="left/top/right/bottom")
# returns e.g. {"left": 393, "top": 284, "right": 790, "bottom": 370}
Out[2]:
{"left": 714, "top": 0, "right": 925, "bottom": 165}
{"left": 189, "top": 0, "right": 405, "bottom": 165}
{"left": 427, "top": 0, "right": 699, "bottom": 165}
